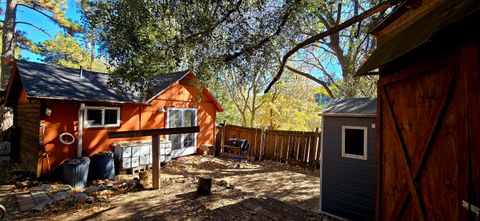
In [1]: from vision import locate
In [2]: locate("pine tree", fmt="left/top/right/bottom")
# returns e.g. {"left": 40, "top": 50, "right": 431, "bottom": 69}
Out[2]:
{"left": 1, "top": 0, "right": 82, "bottom": 87}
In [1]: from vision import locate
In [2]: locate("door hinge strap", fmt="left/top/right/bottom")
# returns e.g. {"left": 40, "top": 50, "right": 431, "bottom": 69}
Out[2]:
{"left": 463, "top": 200, "right": 480, "bottom": 213}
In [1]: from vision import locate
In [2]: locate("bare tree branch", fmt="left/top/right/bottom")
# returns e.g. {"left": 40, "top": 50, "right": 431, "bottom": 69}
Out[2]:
{"left": 16, "top": 21, "right": 53, "bottom": 38}
{"left": 223, "top": 0, "right": 300, "bottom": 62}
{"left": 285, "top": 65, "right": 335, "bottom": 98}
{"left": 17, "top": 3, "right": 79, "bottom": 35}
{"left": 264, "top": 0, "right": 401, "bottom": 93}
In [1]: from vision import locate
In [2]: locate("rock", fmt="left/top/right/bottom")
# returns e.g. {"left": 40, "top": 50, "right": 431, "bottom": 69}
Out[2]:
{"left": 86, "top": 196, "right": 94, "bottom": 204}
{"left": 225, "top": 184, "right": 234, "bottom": 189}
{"left": 16, "top": 181, "right": 31, "bottom": 188}
{"left": 39, "top": 183, "right": 51, "bottom": 191}
{"left": 106, "top": 183, "right": 114, "bottom": 188}
{"left": 51, "top": 191, "right": 69, "bottom": 202}
{"left": 31, "top": 191, "right": 53, "bottom": 211}
{"left": 0, "top": 185, "right": 15, "bottom": 191}
{"left": 58, "top": 185, "right": 73, "bottom": 192}
{"left": 98, "top": 185, "right": 108, "bottom": 191}
{"left": 73, "top": 192, "right": 89, "bottom": 203}
{"left": 84, "top": 186, "right": 100, "bottom": 195}
{"left": 64, "top": 199, "right": 76, "bottom": 209}
{"left": 216, "top": 180, "right": 228, "bottom": 187}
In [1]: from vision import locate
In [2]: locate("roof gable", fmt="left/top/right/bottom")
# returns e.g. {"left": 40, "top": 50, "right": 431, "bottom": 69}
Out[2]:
{"left": 146, "top": 71, "right": 224, "bottom": 112}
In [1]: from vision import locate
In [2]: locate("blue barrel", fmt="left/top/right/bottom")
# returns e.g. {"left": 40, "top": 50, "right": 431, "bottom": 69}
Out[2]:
{"left": 89, "top": 151, "right": 115, "bottom": 180}
{"left": 62, "top": 157, "right": 90, "bottom": 188}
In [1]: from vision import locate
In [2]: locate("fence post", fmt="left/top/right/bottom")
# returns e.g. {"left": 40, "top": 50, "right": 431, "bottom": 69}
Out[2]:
{"left": 221, "top": 121, "right": 226, "bottom": 154}
{"left": 253, "top": 128, "right": 258, "bottom": 160}
{"left": 314, "top": 127, "right": 320, "bottom": 162}
{"left": 259, "top": 127, "right": 266, "bottom": 161}
{"left": 152, "top": 135, "right": 161, "bottom": 189}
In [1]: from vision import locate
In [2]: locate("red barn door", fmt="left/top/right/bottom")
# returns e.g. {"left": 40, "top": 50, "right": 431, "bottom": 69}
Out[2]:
{"left": 377, "top": 41, "right": 480, "bottom": 220}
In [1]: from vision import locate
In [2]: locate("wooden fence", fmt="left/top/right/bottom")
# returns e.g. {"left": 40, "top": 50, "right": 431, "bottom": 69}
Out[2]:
{"left": 216, "top": 124, "right": 321, "bottom": 168}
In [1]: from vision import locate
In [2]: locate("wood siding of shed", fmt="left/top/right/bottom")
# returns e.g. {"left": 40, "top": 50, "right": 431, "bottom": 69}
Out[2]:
{"left": 321, "top": 117, "right": 376, "bottom": 221}
{"left": 13, "top": 99, "right": 40, "bottom": 176}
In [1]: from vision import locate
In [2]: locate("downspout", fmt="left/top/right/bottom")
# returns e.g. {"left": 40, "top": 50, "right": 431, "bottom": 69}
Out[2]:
{"left": 78, "top": 103, "right": 85, "bottom": 157}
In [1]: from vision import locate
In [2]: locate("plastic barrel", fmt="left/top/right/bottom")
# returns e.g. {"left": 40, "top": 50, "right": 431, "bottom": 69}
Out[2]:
{"left": 89, "top": 151, "right": 115, "bottom": 180}
{"left": 62, "top": 157, "right": 90, "bottom": 188}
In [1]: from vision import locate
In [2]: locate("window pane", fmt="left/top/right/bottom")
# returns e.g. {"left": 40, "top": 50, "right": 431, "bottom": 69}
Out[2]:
{"left": 104, "top": 109, "right": 118, "bottom": 125}
{"left": 170, "top": 134, "right": 181, "bottom": 150}
{"left": 183, "top": 110, "right": 196, "bottom": 127}
{"left": 345, "top": 129, "right": 365, "bottom": 156}
{"left": 183, "top": 133, "right": 194, "bottom": 147}
{"left": 86, "top": 109, "right": 102, "bottom": 126}
{"left": 168, "top": 110, "right": 182, "bottom": 127}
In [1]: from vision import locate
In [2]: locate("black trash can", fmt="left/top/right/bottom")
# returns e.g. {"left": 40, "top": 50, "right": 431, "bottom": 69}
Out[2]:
{"left": 62, "top": 157, "right": 90, "bottom": 188}
{"left": 89, "top": 151, "right": 115, "bottom": 180}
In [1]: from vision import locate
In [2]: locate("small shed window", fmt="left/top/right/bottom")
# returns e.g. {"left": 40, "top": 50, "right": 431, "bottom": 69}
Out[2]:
{"left": 342, "top": 126, "right": 368, "bottom": 160}
{"left": 85, "top": 107, "right": 120, "bottom": 128}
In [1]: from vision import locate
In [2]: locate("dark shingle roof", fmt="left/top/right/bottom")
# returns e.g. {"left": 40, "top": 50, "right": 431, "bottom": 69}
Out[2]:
{"left": 15, "top": 60, "right": 190, "bottom": 104}
{"left": 322, "top": 98, "right": 376, "bottom": 117}
{"left": 146, "top": 70, "right": 190, "bottom": 100}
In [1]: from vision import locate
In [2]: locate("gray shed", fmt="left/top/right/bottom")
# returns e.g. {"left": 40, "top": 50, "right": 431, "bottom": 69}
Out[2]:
{"left": 319, "top": 98, "right": 376, "bottom": 220}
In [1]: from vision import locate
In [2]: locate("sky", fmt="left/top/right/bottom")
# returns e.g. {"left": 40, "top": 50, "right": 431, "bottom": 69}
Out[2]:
{"left": 1, "top": 0, "right": 85, "bottom": 62}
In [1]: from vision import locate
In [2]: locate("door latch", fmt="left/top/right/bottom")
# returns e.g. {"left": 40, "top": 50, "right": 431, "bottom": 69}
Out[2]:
{"left": 462, "top": 200, "right": 480, "bottom": 221}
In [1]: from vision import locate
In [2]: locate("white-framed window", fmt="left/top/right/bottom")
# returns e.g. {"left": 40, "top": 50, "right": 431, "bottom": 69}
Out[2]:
{"left": 342, "top": 126, "right": 368, "bottom": 160}
{"left": 84, "top": 106, "right": 121, "bottom": 128}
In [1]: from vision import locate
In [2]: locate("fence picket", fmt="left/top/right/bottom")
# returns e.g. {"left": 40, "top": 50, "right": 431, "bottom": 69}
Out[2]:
{"left": 218, "top": 124, "right": 321, "bottom": 168}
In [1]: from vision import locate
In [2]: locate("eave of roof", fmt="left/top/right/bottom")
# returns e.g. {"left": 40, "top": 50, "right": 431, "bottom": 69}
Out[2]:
{"left": 357, "top": 0, "right": 480, "bottom": 76}
{"left": 318, "top": 113, "right": 376, "bottom": 118}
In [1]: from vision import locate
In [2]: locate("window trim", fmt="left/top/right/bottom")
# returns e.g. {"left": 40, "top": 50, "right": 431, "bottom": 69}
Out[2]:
{"left": 84, "top": 106, "right": 121, "bottom": 128}
{"left": 341, "top": 126, "right": 368, "bottom": 160}
{"left": 166, "top": 107, "right": 198, "bottom": 150}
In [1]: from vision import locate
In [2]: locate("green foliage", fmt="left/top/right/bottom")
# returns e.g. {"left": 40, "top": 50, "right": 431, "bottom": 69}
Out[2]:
{"left": 35, "top": 33, "right": 108, "bottom": 72}
{"left": 256, "top": 73, "right": 322, "bottom": 131}
{"left": 215, "top": 72, "right": 322, "bottom": 131}
{"left": 82, "top": 0, "right": 302, "bottom": 94}
{"left": 14, "top": 0, "right": 83, "bottom": 53}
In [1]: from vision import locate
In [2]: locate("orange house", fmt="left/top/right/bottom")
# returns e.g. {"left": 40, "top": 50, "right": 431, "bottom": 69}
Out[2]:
{"left": 4, "top": 60, "right": 223, "bottom": 177}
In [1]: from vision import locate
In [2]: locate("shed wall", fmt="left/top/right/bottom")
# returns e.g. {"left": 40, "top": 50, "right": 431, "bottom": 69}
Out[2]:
{"left": 321, "top": 116, "right": 376, "bottom": 220}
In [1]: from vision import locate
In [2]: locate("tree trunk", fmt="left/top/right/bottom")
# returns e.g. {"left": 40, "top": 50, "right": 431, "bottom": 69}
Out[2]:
{"left": 89, "top": 40, "right": 95, "bottom": 70}
{"left": 1, "top": 0, "right": 17, "bottom": 88}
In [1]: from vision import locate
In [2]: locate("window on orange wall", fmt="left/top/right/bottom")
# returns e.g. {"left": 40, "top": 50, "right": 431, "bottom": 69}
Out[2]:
{"left": 84, "top": 106, "right": 121, "bottom": 128}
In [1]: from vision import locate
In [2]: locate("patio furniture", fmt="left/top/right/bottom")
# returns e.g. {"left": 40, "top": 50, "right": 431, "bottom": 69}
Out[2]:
{"left": 223, "top": 138, "right": 249, "bottom": 162}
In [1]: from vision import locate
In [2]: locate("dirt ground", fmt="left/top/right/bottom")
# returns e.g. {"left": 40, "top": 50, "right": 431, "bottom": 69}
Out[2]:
{"left": 0, "top": 156, "right": 334, "bottom": 221}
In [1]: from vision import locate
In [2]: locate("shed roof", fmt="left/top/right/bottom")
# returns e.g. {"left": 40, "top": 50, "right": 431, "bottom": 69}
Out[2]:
{"left": 6, "top": 60, "right": 223, "bottom": 111}
{"left": 321, "top": 98, "right": 376, "bottom": 117}
{"left": 357, "top": 0, "right": 480, "bottom": 75}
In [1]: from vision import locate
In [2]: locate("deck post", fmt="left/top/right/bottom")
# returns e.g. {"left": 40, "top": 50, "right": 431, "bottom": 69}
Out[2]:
{"left": 152, "top": 135, "right": 161, "bottom": 189}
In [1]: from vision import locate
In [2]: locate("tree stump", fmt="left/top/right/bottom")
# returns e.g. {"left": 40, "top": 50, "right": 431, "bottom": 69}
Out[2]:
{"left": 197, "top": 175, "right": 212, "bottom": 195}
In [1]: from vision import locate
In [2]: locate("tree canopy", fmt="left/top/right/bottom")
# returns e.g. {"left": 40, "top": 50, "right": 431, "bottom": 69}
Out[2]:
{"left": 83, "top": 0, "right": 399, "bottom": 97}
{"left": 36, "top": 33, "right": 108, "bottom": 72}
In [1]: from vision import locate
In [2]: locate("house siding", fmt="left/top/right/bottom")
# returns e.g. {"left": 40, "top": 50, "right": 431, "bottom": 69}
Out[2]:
{"left": 38, "top": 81, "right": 217, "bottom": 174}
{"left": 13, "top": 99, "right": 40, "bottom": 176}
{"left": 321, "top": 116, "right": 376, "bottom": 221}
